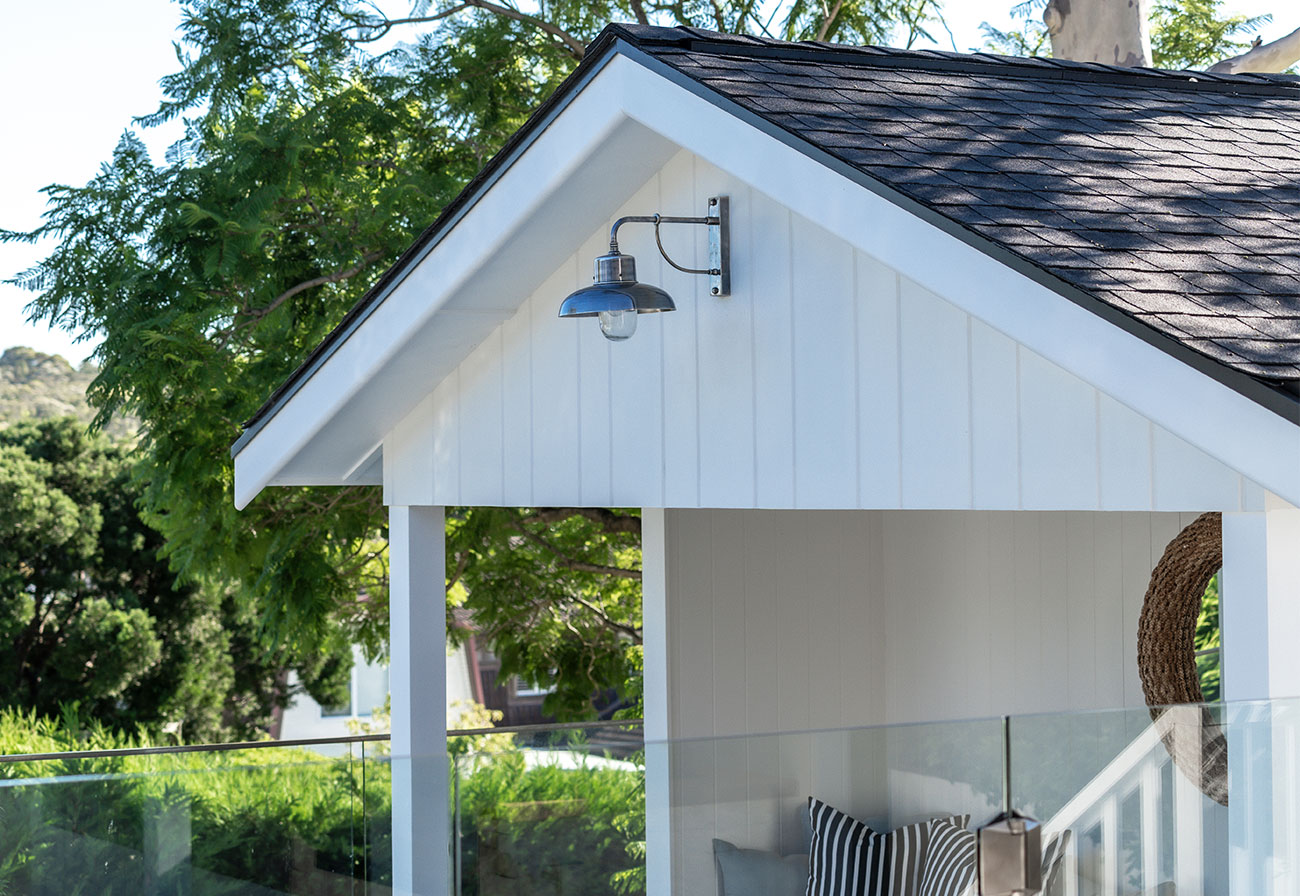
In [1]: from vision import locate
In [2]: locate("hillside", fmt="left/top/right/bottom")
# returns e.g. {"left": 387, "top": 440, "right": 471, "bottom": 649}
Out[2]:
{"left": 0, "top": 346, "right": 137, "bottom": 439}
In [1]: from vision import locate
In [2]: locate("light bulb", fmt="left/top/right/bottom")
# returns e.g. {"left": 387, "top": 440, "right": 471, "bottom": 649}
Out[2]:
{"left": 598, "top": 309, "right": 637, "bottom": 341}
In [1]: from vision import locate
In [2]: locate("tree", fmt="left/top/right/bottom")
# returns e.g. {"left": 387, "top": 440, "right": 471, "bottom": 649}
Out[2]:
{"left": 1038, "top": 0, "right": 1300, "bottom": 70}
{"left": 5, "top": 0, "right": 944, "bottom": 721}
{"left": 984, "top": 0, "right": 1287, "bottom": 70}
{"left": 1150, "top": 0, "right": 1273, "bottom": 70}
{"left": 0, "top": 346, "right": 137, "bottom": 440}
{"left": 447, "top": 508, "right": 642, "bottom": 719}
{"left": 0, "top": 417, "right": 348, "bottom": 741}
{"left": 1044, "top": 0, "right": 1152, "bottom": 66}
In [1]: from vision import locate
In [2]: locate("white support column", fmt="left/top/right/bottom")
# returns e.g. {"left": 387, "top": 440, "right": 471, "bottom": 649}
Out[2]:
{"left": 1223, "top": 499, "right": 1300, "bottom": 702}
{"left": 641, "top": 508, "right": 673, "bottom": 896}
{"left": 389, "top": 505, "right": 448, "bottom": 896}
{"left": 1221, "top": 500, "right": 1300, "bottom": 896}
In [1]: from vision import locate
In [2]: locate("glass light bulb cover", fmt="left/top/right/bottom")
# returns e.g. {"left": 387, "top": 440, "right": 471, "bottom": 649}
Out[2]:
{"left": 598, "top": 309, "right": 637, "bottom": 341}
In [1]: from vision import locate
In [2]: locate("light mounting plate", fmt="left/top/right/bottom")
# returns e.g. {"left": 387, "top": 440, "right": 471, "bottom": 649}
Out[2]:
{"left": 708, "top": 195, "right": 730, "bottom": 297}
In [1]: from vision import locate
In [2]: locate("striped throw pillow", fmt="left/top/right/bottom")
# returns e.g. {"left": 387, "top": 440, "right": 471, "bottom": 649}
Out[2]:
{"left": 806, "top": 798, "right": 935, "bottom": 896}
{"left": 918, "top": 818, "right": 976, "bottom": 896}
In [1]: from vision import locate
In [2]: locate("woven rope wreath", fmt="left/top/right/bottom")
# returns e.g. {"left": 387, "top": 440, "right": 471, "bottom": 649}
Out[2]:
{"left": 1136, "top": 511, "right": 1228, "bottom": 806}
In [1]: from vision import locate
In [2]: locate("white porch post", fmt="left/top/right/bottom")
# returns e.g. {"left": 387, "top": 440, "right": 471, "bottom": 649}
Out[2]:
{"left": 641, "top": 508, "right": 673, "bottom": 896}
{"left": 1221, "top": 501, "right": 1300, "bottom": 896}
{"left": 389, "top": 505, "right": 448, "bottom": 896}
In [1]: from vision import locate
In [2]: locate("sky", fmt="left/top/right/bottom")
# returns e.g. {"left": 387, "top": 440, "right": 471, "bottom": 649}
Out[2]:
{"left": 2, "top": 1, "right": 1297, "bottom": 365}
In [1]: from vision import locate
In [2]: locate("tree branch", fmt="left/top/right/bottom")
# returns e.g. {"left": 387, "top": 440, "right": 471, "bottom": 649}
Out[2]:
{"left": 364, "top": 4, "right": 473, "bottom": 40}
{"left": 816, "top": 0, "right": 844, "bottom": 42}
{"left": 1207, "top": 26, "right": 1300, "bottom": 74}
{"left": 527, "top": 507, "right": 640, "bottom": 534}
{"left": 560, "top": 558, "right": 642, "bottom": 580}
{"left": 376, "top": 3, "right": 586, "bottom": 61}
{"left": 511, "top": 522, "right": 642, "bottom": 581}
{"left": 707, "top": 0, "right": 727, "bottom": 32}
{"left": 241, "top": 251, "right": 384, "bottom": 324}
{"left": 565, "top": 593, "right": 643, "bottom": 644}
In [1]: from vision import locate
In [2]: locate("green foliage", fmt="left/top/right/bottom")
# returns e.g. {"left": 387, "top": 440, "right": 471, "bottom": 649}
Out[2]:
{"left": 0, "top": 348, "right": 137, "bottom": 440}
{"left": 0, "top": 709, "right": 645, "bottom": 896}
{"left": 982, "top": 0, "right": 1270, "bottom": 68}
{"left": 5, "top": 0, "right": 948, "bottom": 721}
{"left": 0, "top": 417, "right": 346, "bottom": 740}
{"left": 777, "top": 0, "right": 944, "bottom": 46}
{"left": 449, "top": 508, "right": 642, "bottom": 718}
{"left": 981, "top": 0, "right": 1051, "bottom": 57}
{"left": 1195, "top": 573, "right": 1221, "bottom": 702}
{"left": 446, "top": 700, "right": 514, "bottom": 758}
{"left": 456, "top": 748, "right": 645, "bottom": 896}
{"left": 0, "top": 707, "right": 392, "bottom": 894}
{"left": 1151, "top": 0, "right": 1269, "bottom": 70}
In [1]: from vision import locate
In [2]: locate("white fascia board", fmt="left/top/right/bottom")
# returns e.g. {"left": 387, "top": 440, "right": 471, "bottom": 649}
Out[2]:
{"left": 607, "top": 54, "right": 1300, "bottom": 506}
{"left": 233, "top": 54, "right": 667, "bottom": 509}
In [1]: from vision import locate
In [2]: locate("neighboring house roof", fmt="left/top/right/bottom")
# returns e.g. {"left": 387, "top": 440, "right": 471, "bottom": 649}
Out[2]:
{"left": 235, "top": 23, "right": 1300, "bottom": 459}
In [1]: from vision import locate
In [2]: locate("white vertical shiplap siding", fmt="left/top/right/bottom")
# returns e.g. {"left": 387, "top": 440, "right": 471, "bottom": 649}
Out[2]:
{"left": 661, "top": 507, "right": 1206, "bottom": 891}
{"left": 383, "top": 148, "right": 1263, "bottom": 512}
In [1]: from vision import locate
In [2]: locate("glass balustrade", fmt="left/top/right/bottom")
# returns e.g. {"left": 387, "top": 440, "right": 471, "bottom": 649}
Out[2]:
{"left": 645, "top": 699, "right": 1300, "bottom": 896}
{"left": 448, "top": 720, "right": 646, "bottom": 896}
{"left": 2, "top": 703, "right": 1297, "bottom": 895}
{"left": 0, "top": 736, "right": 391, "bottom": 895}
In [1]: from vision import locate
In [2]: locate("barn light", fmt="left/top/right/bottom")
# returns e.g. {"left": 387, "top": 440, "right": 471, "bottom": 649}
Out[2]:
{"left": 978, "top": 716, "right": 1042, "bottom": 895}
{"left": 559, "top": 196, "right": 730, "bottom": 341}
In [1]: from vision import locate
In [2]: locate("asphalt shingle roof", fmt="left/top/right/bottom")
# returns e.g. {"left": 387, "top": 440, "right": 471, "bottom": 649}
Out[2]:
{"left": 617, "top": 25, "right": 1300, "bottom": 389}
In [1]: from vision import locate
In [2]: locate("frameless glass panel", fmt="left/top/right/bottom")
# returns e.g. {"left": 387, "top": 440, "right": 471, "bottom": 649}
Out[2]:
{"left": 0, "top": 741, "right": 387, "bottom": 895}
{"left": 1080, "top": 821, "right": 1105, "bottom": 896}
{"left": 1159, "top": 757, "right": 1175, "bottom": 884}
{"left": 6, "top": 700, "right": 1300, "bottom": 896}
{"left": 450, "top": 722, "right": 645, "bottom": 896}
{"left": 360, "top": 745, "right": 393, "bottom": 893}
{"left": 1119, "top": 785, "right": 1142, "bottom": 895}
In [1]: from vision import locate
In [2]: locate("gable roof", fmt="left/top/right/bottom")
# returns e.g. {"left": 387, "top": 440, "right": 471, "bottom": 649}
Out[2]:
{"left": 235, "top": 24, "right": 1300, "bottom": 461}
{"left": 624, "top": 25, "right": 1300, "bottom": 394}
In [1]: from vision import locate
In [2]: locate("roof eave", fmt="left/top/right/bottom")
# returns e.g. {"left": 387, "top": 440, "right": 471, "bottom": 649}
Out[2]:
{"left": 231, "top": 24, "right": 1300, "bottom": 495}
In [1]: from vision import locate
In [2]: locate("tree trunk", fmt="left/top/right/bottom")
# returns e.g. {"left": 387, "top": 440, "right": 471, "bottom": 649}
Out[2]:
{"left": 1208, "top": 26, "right": 1300, "bottom": 74}
{"left": 1044, "top": 0, "right": 1153, "bottom": 67}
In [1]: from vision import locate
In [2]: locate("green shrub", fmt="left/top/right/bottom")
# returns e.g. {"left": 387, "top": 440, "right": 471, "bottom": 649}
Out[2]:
{"left": 455, "top": 749, "right": 645, "bottom": 896}
{"left": 0, "top": 710, "right": 645, "bottom": 895}
{"left": 0, "top": 708, "right": 391, "bottom": 894}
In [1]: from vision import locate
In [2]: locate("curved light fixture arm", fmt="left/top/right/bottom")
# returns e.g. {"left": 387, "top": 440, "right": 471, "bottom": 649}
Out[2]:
{"left": 654, "top": 218, "right": 714, "bottom": 276}
{"left": 608, "top": 196, "right": 730, "bottom": 296}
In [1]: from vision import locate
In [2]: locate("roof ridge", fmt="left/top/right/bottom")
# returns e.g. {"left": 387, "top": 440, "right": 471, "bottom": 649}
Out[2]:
{"left": 604, "top": 23, "right": 1300, "bottom": 98}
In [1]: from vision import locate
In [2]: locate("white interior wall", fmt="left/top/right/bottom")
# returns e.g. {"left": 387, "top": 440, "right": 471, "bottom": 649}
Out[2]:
{"left": 664, "top": 508, "right": 1201, "bottom": 735}
{"left": 383, "top": 149, "right": 1266, "bottom": 515}
{"left": 660, "top": 507, "right": 1202, "bottom": 891}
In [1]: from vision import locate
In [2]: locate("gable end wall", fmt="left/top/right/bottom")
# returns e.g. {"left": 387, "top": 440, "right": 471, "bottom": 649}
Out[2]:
{"left": 383, "top": 149, "right": 1265, "bottom": 513}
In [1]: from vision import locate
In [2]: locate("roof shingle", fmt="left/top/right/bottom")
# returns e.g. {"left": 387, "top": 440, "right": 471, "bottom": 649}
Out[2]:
{"left": 620, "top": 24, "right": 1300, "bottom": 388}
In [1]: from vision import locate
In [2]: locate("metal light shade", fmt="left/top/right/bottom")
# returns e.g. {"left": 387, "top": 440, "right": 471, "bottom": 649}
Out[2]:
{"left": 977, "top": 810, "right": 1042, "bottom": 896}
{"left": 559, "top": 251, "right": 675, "bottom": 341}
